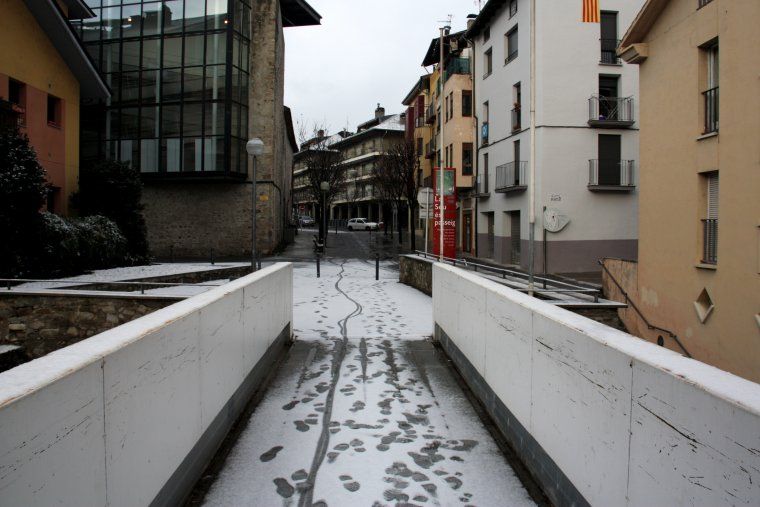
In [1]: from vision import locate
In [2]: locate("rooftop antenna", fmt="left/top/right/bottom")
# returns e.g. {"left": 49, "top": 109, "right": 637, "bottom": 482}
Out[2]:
{"left": 437, "top": 14, "right": 453, "bottom": 29}
{"left": 474, "top": 0, "right": 483, "bottom": 12}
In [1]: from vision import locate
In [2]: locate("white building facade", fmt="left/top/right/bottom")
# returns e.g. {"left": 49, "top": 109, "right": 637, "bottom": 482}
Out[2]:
{"left": 469, "top": 0, "right": 643, "bottom": 274}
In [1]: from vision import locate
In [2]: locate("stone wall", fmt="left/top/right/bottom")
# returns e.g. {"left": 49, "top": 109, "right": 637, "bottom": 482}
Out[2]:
{"left": 0, "top": 293, "right": 179, "bottom": 359}
{"left": 399, "top": 255, "right": 433, "bottom": 295}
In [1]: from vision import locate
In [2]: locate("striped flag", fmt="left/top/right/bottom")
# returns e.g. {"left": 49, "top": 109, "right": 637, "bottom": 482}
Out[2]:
{"left": 582, "top": 0, "right": 600, "bottom": 22}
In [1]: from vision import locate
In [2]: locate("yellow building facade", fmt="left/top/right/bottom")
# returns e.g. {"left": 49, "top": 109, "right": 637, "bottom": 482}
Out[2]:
{"left": 0, "top": 0, "right": 108, "bottom": 215}
{"left": 613, "top": 0, "right": 760, "bottom": 382}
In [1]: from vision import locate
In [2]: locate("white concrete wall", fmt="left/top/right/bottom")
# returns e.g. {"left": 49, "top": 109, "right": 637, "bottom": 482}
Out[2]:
{"left": 433, "top": 264, "right": 760, "bottom": 506}
{"left": 0, "top": 263, "right": 293, "bottom": 507}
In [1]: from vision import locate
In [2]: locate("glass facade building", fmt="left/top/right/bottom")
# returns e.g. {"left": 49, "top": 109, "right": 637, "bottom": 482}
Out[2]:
{"left": 73, "top": 0, "right": 251, "bottom": 177}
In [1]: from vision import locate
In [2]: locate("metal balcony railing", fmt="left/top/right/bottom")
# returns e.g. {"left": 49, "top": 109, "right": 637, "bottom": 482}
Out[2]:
{"left": 415, "top": 116, "right": 426, "bottom": 128}
{"left": 703, "top": 86, "right": 719, "bottom": 134}
{"left": 474, "top": 173, "right": 489, "bottom": 196}
{"left": 701, "top": 219, "right": 718, "bottom": 264}
{"left": 511, "top": 107, "right": 521, "bottom": 131}
{"left": 588, "top": 159, "right": 635, "bottom": 189}
{"left": 425, "top": 138, "right": 437, "bottom": 160}
{"left": 600, "top": 38, "right": 621, "bottom": 64}
{"left": 495, "top": 161, "right": 527, "bottom": 192}
{"left": 425, "top": 102, "right": 437, "bottom": 125}
{"left": 445, "top": 58, "right": 471, "bottom": 82}
{"left": 588, "top": 96, "right": 635, "bottom": 127}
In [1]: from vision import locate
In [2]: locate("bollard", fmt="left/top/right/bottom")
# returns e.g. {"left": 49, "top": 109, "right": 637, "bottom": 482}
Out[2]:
{"left": 210, "top": 248, "right": 214, "bottom": 265}
{"left": 140, "top": 283, "right": 145, "bottom": 295}
{"left": 375, "top": 253, "right": 379, "bottom": 281}
{"left": 317, "top": 255, "right": 321, "bottom": 278}
{"left": 169, "top": 245, "right": 174, "bottom": 263}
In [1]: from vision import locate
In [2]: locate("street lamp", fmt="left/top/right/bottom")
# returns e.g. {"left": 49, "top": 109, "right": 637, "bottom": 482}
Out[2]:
{"left": 320, "top": 181, "right": 329, "bottom": 246}
{"left": 247, "top": 138, "right": 265, "bottom": 270}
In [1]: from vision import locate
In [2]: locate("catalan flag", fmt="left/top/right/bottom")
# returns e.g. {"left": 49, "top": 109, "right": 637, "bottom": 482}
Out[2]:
{"left": 582, "top": 0, "right": 600, "bottom": 22}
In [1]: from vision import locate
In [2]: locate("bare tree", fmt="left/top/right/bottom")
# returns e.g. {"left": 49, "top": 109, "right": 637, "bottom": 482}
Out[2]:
{"left": 297, "top": 124, "right": 347, "bottom": 242}
{"left": 372, "top": 140, "right": 420, "bottom": 249}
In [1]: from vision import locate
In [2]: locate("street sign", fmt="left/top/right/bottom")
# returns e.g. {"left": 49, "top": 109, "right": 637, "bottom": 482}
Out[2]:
{"left": 433, "top": 168, "right": 457, "bottom": 259}
{"left": 418, "top": 188, "right": 433, "bottom": 219}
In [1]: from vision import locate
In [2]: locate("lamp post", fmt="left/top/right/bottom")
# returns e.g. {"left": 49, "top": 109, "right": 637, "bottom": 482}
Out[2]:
{"left": 246, "top": 138, "right": 265, "bottom": 270}
{"left": 320, "top": 181, "right": 329, "bottom": 246}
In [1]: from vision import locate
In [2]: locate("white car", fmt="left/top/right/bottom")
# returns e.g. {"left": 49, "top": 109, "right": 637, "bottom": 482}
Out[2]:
{"left": 347, "top": 218, "right": 379, "bottom": 231}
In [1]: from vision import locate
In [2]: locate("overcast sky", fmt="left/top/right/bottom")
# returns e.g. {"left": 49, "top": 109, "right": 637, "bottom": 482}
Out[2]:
{"left": 284, "top": 0, "right": 480, "bottom": 136}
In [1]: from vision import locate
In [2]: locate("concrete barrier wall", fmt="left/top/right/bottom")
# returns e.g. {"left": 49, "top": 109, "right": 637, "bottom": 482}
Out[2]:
{"left": 433, "top": 264, "right": 760, "bottom": 507}
{"left": 0, "top": 263, "right": 293, "bottom": 507}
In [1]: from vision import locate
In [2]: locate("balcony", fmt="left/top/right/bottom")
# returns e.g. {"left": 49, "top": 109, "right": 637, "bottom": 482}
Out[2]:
{"left": 511, "top": 107, "right": 521, "bottom": 131}
{"left": 425, "top": 102, "right": 437, "bottom": 125}
{"left": 415, "top": 116, "right": 427, "bottom": 128}
{"left": 588, "top": 159, "right": 636, "bottom": 191}
{"left": 703, "top": 87, "right": 719, "bottom": 134}
{"left": 600, "top": 38, "right": 621, "bottom": 64}
{"left": 701, "top": 219, "right": 718, "bottom": 264}
{"left": 425, "top": 138, "right": 437, "bottom": 160}
{"left": 481, "top": 122, "right": 489, "bottom": 145}
{"left": 495, "top": 162, "right": 527, "bottom": 193}
{"left": 444, "top": 58, "right": 471, "bottom": 83}
{"left": 588, "top": 96, "right": 635, "bottom": 128}
{"left": 473, "top": 173, "right": 490, "bottom": 197}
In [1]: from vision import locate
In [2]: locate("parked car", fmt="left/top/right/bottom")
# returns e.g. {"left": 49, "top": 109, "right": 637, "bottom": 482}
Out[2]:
{"left": 347, "top": 218, "right": 379, "bottom": 231}
{"left": 299, "top": 215, "right": 315, "bottom": 227}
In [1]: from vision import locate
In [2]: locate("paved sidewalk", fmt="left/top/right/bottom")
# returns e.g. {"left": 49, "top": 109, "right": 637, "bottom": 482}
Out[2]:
{"left": 201, "top": 261, "right": 536, "bottom": 506}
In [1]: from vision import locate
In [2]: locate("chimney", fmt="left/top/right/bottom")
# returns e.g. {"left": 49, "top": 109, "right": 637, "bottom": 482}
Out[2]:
{"left": 317, "top": 129, "right": 325, "bottom": 138}
{"left": 375, "top": 103, "right": 385, "bottom": 119}
{"left": 467, "top": 14, "right": 477, "bottom": 30}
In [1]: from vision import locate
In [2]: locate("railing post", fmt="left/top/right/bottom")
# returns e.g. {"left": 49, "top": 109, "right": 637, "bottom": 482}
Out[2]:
{"left": 317, "top": 255, "right": 321, "bottom": 278}
{"left": 375, "top": 253, "right": 379, "bottom": 281}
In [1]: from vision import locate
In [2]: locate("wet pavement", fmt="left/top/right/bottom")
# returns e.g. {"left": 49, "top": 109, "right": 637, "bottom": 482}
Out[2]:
{"left": 200, "top": 260, "right": 536, "bottom": 506}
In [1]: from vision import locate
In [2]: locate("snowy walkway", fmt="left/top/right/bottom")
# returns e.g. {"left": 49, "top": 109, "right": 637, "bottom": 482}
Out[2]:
{"left": 202, "top": 260, "right": 536, "bottom": 507}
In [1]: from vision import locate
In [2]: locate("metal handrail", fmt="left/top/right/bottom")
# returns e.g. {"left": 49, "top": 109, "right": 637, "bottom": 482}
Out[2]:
{"left": 598, "top": 260, "right": 692, "bottom": 357}
{"left": 1, "top": 277, "right": 229, "bottom": 295}
{"left": 415, "top": 251, "right": 601, "bottom": 300}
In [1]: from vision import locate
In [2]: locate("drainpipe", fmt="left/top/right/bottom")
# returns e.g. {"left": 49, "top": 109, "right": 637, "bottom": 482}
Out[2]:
{"left": 463, "top": 33, "right": 478, "bottom": 259}
{"left": 528, "top": 0, "right": 537, "bottom": 295}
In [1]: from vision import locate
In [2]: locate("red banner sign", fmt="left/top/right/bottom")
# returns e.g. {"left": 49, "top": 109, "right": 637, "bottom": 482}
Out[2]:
{"left": 433, "top": 167, "right": 457, "bottom": 259}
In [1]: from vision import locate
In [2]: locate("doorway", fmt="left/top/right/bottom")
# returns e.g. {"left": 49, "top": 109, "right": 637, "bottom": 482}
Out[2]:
{"left": 462, "top": 210, "right": 473, "bottom": 253}
{"left": 509, "top": 211, "right": 521, "bottom": 265}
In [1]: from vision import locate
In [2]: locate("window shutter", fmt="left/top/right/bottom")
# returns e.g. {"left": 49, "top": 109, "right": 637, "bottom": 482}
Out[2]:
{"left": 707, "top": 173, "right": 719, "bottom": 219}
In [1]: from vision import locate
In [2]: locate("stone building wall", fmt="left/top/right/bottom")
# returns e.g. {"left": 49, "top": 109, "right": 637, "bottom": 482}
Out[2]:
{"left": 142, "top": 0, "right": 294, "bottom": 260}
{"left": 0, "top": 293, "right": 180, "bottom": 359}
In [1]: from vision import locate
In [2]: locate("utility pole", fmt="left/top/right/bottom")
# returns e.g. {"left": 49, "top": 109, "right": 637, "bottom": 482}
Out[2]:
{"left": 438, "top": 21, "right": 450, "bottom": 262}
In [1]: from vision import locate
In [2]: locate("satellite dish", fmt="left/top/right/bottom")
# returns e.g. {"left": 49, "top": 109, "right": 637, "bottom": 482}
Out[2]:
{"left": 544, "top": 207, "right": 569, "bottom": 233}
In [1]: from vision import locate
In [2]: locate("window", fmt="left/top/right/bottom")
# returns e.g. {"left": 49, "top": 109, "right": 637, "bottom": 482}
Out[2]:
{"left": 482, "top": 101, "right": 490, "bottom": 144}
{"left": 449, "top": 93, "right": 454, "bottom": 120}
{"left": 701, "top": 172, "right": 719, "bottom": 264}
{"left": 47, "top": 95, "right": 62, "bottom": 127}
{"left": 509, "top": 0, "right": 518, "bottom": 18}
{"left": 417, "top": 137, "right": 423, "bottom": 157}
{"left": 462, "top": 90, "right": 472, "bottom": 117}
{"left": 703, "top": 42, "right": 719, "bottom": 133}
{"left": 506, "top": 27, "right": 518, "bottom": 63}
{"left": 484, "top": 48, "right": 493, "bottom": 77}
{"left": 600, "top": 12, "right": 619, "bottom": 64}
{"left": 512, "top": 83, "right": 521, "bottom": 130}
{"left": 8, "top": 79, "right": 23, "bottom": 106}
{"left": 462, "top": 143, "right": 473, "bottom": 175}
{"left": 698, "top": 0, "right": 714, "bottom": 8}
{"left": 483, "top": 153, "right": 489, "bottom": 187}
{"left": 79, "top": 0, "right": 251, "bottom": 175}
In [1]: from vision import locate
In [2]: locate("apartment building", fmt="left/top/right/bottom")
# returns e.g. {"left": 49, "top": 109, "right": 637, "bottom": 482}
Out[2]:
{"left": 73, "top": 0, "right": 319, "bottom": 258}
{"left": 468, "top": 0, "right": 643, "bottom": 274}
{"left": 291, "top": 106, "right": 405, "bottom": 225}
{"left": 611, "top": 0, "right": 760, "bottom": 382}
{"left": 403, "top": 31, "right": 476, "bottom": 252}
{"left": 0, "top": 0, "right": 109, "bottom": 215}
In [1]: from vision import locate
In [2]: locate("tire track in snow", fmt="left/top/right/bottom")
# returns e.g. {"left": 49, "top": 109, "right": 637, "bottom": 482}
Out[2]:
{"left": 298, "top": 260, "right": 363, "bottom": 507}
